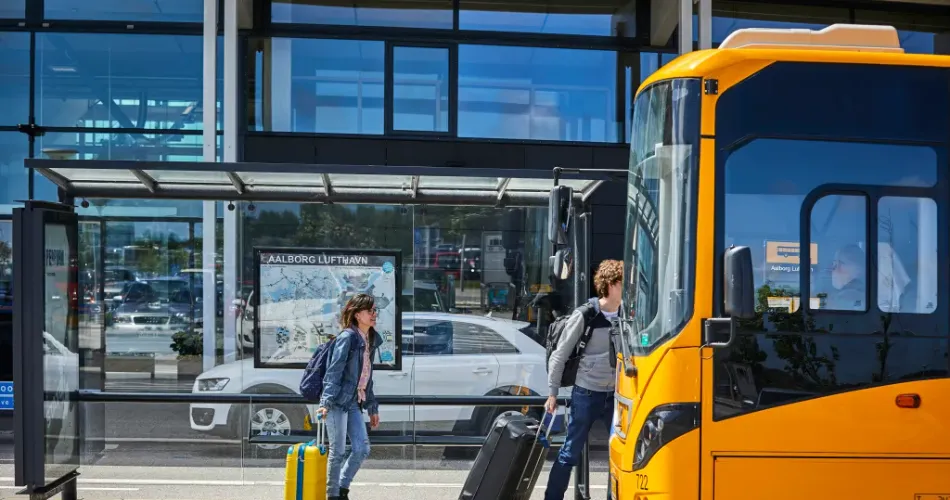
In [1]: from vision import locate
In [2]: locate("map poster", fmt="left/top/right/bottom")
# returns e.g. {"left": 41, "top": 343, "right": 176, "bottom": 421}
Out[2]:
{"left": 253, "top": 248, "right": 402, "bottom": 370}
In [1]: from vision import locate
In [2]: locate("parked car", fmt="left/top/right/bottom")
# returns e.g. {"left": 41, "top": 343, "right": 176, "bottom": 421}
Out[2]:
{"left": 190, "top": 312, "right": 568, "bottom": 451}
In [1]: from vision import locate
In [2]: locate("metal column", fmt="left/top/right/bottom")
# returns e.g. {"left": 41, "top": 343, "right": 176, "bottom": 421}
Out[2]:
{"left": 678, "top": 0, "right": 694, "bottom": 55}
{"left": 201, "top": 0, "right": 218, "bottom": 371}
{"left": 573, "top": 208, "right": 593, "bottom": 500}
{"left": 222, "top": 0, "right": 239, "bottom": 364}
{"left": 698, "top": 0, "right": 713, "bottom": 50}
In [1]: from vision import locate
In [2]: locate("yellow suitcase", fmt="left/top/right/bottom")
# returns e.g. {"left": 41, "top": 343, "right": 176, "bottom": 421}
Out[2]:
{"left": 284, "top": 413, "right": 328, "bottom": 500}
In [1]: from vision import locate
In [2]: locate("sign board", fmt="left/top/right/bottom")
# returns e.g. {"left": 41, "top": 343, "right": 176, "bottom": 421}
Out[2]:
{"left": 765, "top": 241, "right": 818, "bottom": 265}
{"left": 0, "top": 381, "right": 11, "bottom": 410}
{"left": 253, "top": 248, "right": 402, "bottom": 370}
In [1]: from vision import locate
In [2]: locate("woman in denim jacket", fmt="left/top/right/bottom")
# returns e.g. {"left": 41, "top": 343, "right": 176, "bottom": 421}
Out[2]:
{"left": 317, "top": 293, "right": 382, "bottom": 500}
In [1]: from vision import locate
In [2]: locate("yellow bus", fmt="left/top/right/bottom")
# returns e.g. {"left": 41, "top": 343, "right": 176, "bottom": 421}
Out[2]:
{"left": 611, "top": 24, "right": 950, "bottom": 499}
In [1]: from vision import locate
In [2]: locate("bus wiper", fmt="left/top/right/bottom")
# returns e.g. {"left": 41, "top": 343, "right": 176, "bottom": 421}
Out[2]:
{"left": 612, "top": 316, "right": 638, "bottom": 377}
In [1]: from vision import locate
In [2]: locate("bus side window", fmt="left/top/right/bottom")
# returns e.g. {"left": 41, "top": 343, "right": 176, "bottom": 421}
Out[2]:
{"left": 808, "top": 194, "right": 868, "bottom": 312}
{"left": 877, "top": 197, "right": 938, "bottom": 314}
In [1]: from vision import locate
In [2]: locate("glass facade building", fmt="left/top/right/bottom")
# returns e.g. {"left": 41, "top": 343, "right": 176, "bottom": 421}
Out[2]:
{"left": 1, "top": 0, "right": 949, "bottom": 493}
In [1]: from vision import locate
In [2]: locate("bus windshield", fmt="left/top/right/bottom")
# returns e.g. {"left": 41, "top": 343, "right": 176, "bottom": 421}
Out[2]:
{"left": 621, "top": 78, "right": 701, "bottom": 354}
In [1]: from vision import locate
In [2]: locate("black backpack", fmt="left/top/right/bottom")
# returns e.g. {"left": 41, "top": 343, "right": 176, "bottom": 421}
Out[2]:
{"left": 544, "top": 302, "right": 598, "bottom": 388}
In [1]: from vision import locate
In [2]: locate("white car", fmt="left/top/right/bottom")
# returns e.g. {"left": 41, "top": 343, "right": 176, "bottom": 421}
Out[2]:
{"left": 190, "top": 312, "right": 568, "bottom": 450}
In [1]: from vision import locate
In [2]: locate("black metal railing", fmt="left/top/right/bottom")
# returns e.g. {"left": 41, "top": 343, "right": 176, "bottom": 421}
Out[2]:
{"left": 76, "top": 390, "right": 575, "bottom": 447}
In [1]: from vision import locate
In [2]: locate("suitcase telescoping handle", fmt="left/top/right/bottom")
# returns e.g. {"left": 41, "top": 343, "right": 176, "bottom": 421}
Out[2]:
{"left": 530, "top": 411, "right": 555, "bottom": 444}
{"left": 310, "top": 411, "right": 328, "bottom": 454}
{"left": 518, "top": 412, "right": 556, "bottom": 489}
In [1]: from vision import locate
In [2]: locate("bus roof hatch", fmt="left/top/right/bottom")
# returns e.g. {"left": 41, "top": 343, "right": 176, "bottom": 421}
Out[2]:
{"left": 718, "top": 24, "right": 904, "bottom": 53}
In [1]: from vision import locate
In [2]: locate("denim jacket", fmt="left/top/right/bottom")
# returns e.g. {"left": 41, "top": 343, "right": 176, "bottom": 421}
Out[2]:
{"left": 318, "top": 326, "right": 382, "bottom": 416}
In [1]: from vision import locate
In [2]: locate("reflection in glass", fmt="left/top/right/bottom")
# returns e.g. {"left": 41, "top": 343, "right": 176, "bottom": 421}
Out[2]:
{"left": 853, "top": 10, "right": 950, "bottom": 55}
{"left": 877, "top": 197, "right": 938, "bottom": 314}
{"left": 724, "top": 139, "right": 940, "bottom": 314}
{"left": 809, "top": 195, "right": 867, "bottom": 312}
{"left": 43, "top": 223, "right": 80, "bottom": 480}
{"left": 0, "top": 133, "right": 29, "bottom": 215}
{"left": 33, "top": 132, "right": 212, "bottom": 203}
{"left": 252, "top": 39, "right": 385, "bottom": 134}
{"left": 393, "top": 46, "right": 450, "bottom": 132}
{"left": 459, "top": 1, "right": 616, "bottom": 36}
{"left": 36, "top": 33, "right": 215, "bottom": 130}
{"left": 103, "top": 220, "right": 202, "bottom": 363}
{"left": 0, "top": 0, "right": 24, "bottom": 18}
{"left": 0, "top": 33, "right": 30, "bottom": 126}
{"left": 78, "top": 222, "right": 104, "bottom": 352}
{"left": 204, "top": 202, "right": 570, "bottom": 451}
{"left": 273, "top": 0, "right": 453, "bottom": 29}
{"left": 0, "top": 221, "right": 12, "bottom": 402}
{"left": 44, "top": 0, "right": 203, "bottom": 22}
{"left": 458, "top": 45, "right": 620, "bottom": 142}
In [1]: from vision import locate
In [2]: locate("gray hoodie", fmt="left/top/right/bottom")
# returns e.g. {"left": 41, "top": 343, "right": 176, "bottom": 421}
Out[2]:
{"left": 547, "top": 297, "right": 617, "bottom": 396}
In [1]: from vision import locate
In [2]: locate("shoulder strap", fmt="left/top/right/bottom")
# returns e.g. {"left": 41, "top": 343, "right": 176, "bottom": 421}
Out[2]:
{"left": 575, "top": 303, "right": 598, "bottom": 352}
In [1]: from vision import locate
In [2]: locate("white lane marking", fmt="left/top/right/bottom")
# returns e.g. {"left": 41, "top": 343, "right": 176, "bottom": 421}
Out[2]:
{"left": 0, "top": 486, "right": 139, "bottom": 492}
{"left": 87, "top": 437, "right": 243, "bottom": 444}
{"left": 0, "top": 478, "right": 606, "bottom": 490}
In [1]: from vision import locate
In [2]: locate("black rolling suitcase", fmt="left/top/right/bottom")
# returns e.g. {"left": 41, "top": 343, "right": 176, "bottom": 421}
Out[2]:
{"left": 459, "top": 412, "right": 554, "bottom": 500}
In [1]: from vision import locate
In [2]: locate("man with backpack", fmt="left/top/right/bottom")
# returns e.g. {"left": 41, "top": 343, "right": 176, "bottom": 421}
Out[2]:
{"left": 543, "top": 259, "right": 623, "bottom": 500}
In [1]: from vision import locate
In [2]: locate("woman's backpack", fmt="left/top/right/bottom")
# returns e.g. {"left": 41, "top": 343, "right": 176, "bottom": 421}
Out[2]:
{"left": 299, "top": 337, "right": 337, "bottom": 401}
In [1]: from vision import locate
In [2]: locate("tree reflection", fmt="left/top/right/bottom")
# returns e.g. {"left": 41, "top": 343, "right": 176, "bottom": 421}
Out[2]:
{"left": 736, "top": 283, "right": 840, "bottom": 392}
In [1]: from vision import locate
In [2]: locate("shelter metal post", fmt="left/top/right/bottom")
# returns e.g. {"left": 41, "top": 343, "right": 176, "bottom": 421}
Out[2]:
{"left": 222, "top": 0, "right": 239, "bottom": 363}
{"left": 202, "top": 0, "right": 218, "bottom": 371}
{"left": 573, "top": 206, "right": 593, "bottom": 500}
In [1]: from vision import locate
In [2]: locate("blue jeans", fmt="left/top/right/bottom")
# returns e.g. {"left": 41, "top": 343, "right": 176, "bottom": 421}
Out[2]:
{"left": 544, "top": 386, "right": 613, "bottom": 500}
{"left": 326, "top": 403, "right": 370, "bottom": 497}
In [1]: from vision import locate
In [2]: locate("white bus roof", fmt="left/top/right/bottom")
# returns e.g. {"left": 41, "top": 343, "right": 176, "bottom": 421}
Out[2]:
{"left": 719, "top": 24, "right": 904, "bottom": 53}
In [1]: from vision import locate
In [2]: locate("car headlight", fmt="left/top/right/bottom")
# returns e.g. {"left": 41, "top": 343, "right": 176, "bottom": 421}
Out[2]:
{"left": 196, "top": 378, "right": 229, "bottom": 392}
{"left": 114, "top": 315, "right": 132, "bottom": 324}
{"left": 633, "top": 403, "right": 699, "bottom": 471}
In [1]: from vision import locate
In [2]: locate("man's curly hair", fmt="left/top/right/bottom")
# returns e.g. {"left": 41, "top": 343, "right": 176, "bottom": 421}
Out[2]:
{"left": 593, "top": 259, "right": 623, "bottom": 298}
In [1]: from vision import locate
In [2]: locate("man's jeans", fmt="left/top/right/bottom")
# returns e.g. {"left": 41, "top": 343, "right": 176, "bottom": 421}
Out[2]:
{"left": 326, "top": 402, "right": 371, "bottom": 497}
{"left": 544, "top": 386, "right": 613, "bottom": 500}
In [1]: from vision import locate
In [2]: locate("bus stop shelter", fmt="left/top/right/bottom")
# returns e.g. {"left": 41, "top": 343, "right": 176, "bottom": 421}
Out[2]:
{"left": 11, "top": 157, "right": 617, "bottom": 500}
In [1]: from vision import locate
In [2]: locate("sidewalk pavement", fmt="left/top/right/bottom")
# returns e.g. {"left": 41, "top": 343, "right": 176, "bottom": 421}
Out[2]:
{"left": 0, "top": 464, "right": 608, "bottom": 500}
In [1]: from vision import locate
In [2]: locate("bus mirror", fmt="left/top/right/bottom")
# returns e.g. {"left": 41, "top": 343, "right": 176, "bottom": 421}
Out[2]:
{"left": 548, "top": 185, "right": 573, "bottom": 245}
{"left": 723, "top": 246, "right": 755, "bottom": 319}
{"left": 550, "top": 248, "right": 573, "bottom": 281}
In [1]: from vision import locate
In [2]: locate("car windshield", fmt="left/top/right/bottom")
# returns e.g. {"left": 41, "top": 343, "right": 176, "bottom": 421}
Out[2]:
{"left": 621, "top": 78, "right": 701, "bottom": 354}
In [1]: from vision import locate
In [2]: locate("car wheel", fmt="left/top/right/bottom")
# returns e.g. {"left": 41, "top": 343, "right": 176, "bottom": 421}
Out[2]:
{"left": 246, "top": 403, "right": 305, "bottom": 458}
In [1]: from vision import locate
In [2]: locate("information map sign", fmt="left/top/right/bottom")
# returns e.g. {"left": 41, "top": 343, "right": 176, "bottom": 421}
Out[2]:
{"left": 0, "top": 381, "right": 11, "bottom": 410}
{"left": 253, "top": 248, "right": 402, "bottom": 370}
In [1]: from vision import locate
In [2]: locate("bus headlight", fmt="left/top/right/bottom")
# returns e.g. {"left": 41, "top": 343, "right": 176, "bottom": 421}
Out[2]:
{"left": 633, "top": 403, "right": 699, "bottom": 471}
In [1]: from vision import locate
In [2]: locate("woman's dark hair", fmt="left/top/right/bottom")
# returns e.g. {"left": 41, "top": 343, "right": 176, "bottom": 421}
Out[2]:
{"left": 339, "top": 293, "right": 375, "bottom": 329}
